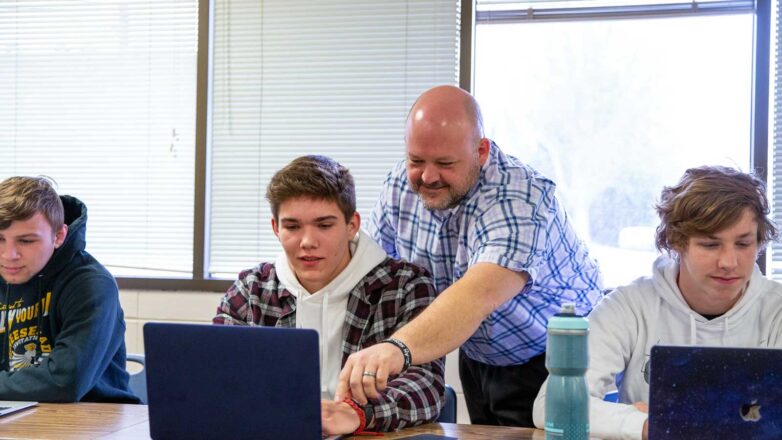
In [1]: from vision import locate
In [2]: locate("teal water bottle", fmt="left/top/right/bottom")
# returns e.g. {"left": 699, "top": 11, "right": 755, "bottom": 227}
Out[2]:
{"left": 544, "top": 303, "right": 589, "bottom": 440}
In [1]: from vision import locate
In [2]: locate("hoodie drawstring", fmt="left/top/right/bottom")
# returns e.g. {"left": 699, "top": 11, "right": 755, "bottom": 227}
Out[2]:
{"left": 321, "top": 292, "right": 329, "bottom": 395}
{"left": 723, "top": 316, "right": 730, "bottom": 341}
{"left": 689, "top": 313, "right": 733, "bottom": 345}
{"left": 34, "top": 275, "right": 44, "bottom": 366}
{"left": 689, "top": 314, "right": 697, "bottom": 345}
{"left": 2, "top": 283, "right": 9, "bottom": 371}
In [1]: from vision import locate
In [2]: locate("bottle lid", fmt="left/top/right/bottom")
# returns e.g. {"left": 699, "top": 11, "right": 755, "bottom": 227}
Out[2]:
{"left": 547, "top": 303, "right": 589, "bottom": 330}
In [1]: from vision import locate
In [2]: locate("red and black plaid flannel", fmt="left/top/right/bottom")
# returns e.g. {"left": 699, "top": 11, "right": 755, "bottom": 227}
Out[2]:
{"left": 213, "top": 257, "right": 445, "bottom": 431}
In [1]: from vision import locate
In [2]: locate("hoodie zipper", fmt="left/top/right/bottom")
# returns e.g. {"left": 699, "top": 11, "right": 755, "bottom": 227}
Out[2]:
{"left": 2, "top": 283, "right": 9, "bottom": 371}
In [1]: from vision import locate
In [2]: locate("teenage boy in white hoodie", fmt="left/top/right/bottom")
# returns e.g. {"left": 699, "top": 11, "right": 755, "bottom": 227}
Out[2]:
{"left": 533, "top": 165, "right": 782, "bottom": 440}
{"left": 213, "top": 155, "right": 444, "bottom": 436}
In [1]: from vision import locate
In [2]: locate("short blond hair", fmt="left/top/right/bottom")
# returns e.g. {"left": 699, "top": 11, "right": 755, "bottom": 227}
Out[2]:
{"left": 0, "top": 176, "right": 64, "bottom": 231}
{"left": 655, "top": 166, "right": 778, "bottom": 253}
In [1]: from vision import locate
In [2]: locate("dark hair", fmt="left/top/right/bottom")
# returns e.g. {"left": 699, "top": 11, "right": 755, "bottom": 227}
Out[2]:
{"left": 0, "top": 176, "right": 64, "bottom": 231}
{"left": 655, "top": 165, "right": 778, "bottom": 253}
{"left": 265, "top": 155, "right": 356, "bottom": 221}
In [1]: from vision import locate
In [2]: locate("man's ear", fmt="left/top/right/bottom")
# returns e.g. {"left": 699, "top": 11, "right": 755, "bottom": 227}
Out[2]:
{"left": 271, "top": 217, "right": 279, "bottom": 238}
{"left": 54, "top": 224, "right": 68, "bottom": 249}
{"left": 478, "top": 137, "right": 490, "bottom": 166}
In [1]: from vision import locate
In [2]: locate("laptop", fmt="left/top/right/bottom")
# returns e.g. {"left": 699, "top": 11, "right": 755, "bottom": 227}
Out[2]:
{"left": 0, "top": 401, "right": 37, "bottom": 417}
{"left": 648, "top": 345, "right": 782, "bottom": 439}
{"left": 144, "top": 323, "right": 326, "bottom": 440}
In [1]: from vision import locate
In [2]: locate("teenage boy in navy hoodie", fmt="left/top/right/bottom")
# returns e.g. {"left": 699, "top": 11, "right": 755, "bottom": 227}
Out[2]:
{"left": 0, "top": 176, "right": 137, "bottom": 403}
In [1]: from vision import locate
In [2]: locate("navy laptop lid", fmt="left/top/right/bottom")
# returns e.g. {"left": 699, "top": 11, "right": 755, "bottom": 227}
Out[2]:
{"left": 648, "top": 345, "right": 782, "bottom": 439}
{"left": 143, "top": 323, "right": 322, "bottom": 440}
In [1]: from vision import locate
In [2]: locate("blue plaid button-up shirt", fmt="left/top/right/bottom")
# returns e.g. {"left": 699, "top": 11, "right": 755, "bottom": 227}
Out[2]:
{"left": 369, "top": 141, "right": 604, "bottom": 366}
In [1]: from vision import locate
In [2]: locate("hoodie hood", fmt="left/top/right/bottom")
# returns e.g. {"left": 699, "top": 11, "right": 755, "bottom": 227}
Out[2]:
{"left": 37, "top": 195, "right": 88, "bottom": 285}
{"left": 650, "top": 255, "right": 768, "bottom": 344}
{"left": 274, "top": 229, "right": 387, "bottom": 398}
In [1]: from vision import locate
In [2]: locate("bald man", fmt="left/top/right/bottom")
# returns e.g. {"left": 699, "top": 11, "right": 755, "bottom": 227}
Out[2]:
{"left": 335, "top": 85, "right": 604, "bottom": 427}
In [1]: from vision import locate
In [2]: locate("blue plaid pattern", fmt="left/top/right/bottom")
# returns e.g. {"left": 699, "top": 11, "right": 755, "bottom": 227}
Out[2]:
{"left": 369, "top": 141, "right": 604, "bottom": 366}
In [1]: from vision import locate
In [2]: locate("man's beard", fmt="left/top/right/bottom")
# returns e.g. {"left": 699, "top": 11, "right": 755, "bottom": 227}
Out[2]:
{"left": 413, "top": 163, "right": 480, "bottom": 210}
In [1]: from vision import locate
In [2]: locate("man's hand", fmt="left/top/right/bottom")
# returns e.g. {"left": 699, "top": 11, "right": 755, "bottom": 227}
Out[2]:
{"left": 334, "top": 341, "right": 404, "bottom": 404}
{"left": 321, "top": 400, "right": 361, "bottom": 435}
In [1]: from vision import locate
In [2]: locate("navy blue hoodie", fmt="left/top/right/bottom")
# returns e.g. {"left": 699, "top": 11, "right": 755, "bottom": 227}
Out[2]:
{"left": 0, "top": 195, "right": 138, "bottom": 402}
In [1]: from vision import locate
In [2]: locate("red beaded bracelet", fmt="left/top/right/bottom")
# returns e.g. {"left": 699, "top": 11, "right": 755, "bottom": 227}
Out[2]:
{"left": 341, "top": 397, "right": 383, "bottom": 436}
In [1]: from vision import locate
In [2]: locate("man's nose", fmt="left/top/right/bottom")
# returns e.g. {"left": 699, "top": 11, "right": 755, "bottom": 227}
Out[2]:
{"left": 420, "top": 165, "right": 440, "bottom": 185}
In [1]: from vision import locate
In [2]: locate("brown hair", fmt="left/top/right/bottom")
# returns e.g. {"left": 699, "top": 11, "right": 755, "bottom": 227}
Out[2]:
{"left": 265, "top": 155, "right": 356, "bottom": 221}
{"left": 655, "top": 165, "right": 778, "bottom": 253}
{"left": 0, "top": 176, "right": 64, "bottom": 231}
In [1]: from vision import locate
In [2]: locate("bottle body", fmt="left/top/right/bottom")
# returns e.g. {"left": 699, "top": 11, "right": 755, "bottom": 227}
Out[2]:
{"left": 544, "top": 307, "right": 589, "bottom": 440}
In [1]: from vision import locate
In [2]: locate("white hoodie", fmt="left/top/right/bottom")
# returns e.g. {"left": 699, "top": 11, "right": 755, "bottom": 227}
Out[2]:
{"left": 274, "top": 229, "right": 387, "bottom": 400}
{"left": 533, "top": 255, "right": 782, "bottom": 440}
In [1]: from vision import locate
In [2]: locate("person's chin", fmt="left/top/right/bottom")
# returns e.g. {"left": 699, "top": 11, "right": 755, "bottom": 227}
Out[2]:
{"left": 417, "top": 192, "right": 448, "bottom": 210}
{"left": 422, "top": 199, "right": 446, "bottom": 210}
{"left": 1, "top": 274, "right": 31, "bottom": 285}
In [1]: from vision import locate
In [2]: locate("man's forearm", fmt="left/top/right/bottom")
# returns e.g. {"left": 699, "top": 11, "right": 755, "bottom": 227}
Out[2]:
{"left": 392, "top": 288, "right": 487, "bottom": 364}
{"left": 392, "top": 263, "right": 528, "bottom": 364}
{"left": 372, "top": 359, "right": 445, "bottom": 430}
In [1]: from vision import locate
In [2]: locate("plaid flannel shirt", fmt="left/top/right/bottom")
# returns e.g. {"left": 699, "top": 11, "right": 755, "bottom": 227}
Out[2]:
{"left": 369, "top": 141, "right": 604, "bottom": 366}
{"left": 213, "top": 257, "right": 445, "bottom": 431}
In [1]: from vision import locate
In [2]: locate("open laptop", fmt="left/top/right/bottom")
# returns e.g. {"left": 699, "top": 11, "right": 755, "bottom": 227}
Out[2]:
{"left": 144, "top": 323, "right": 328, "bottom": 440}
{"left": 648, "top": 345, "right": 782, "bottom": 439}
{"left": 0, "top": 401, "right": 37, "bottom": 417}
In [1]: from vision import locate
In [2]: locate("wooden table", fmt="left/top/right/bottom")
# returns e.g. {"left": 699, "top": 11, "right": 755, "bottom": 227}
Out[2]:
{"left": 0, "top": 403, "right": 545, "bottom": 439}
{"left": 0, "top": 403, "right": 147, "bottom": 439}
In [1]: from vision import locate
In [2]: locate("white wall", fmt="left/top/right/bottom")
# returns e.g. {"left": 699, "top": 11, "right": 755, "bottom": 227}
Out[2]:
{"left": 119, "top": 289, "right": 469, "bottom": 423}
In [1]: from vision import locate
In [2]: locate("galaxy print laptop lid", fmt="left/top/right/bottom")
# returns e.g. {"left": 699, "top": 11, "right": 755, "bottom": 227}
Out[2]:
{"left": 648, "top": 345, "right": 782, "bottom": 439}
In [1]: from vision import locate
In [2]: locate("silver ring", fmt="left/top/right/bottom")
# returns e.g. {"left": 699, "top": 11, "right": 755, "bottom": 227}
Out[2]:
{"left": 362, "top": 371, "right": 377, "bottom": 378}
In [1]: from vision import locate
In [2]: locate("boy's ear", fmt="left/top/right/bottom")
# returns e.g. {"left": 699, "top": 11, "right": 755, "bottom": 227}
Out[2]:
{"left": 348, "top": 212, "right": 361, "bottom": 236}
{"left": 54, "top": 224, "right": 68, "bottom": 249}
{"left": 271, "top": 217, "right": 279, "bottom": 237}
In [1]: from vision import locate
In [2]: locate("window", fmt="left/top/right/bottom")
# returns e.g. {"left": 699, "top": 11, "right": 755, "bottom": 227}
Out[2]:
{"left": 474, "top": 0, "right": 763, "bottom": 287}
{"left": 5, "top": 0, "right": 776, "bottom": 289}
{"left": 0, "top": 0, "right": 460, "bottom": 286}
{"left": 207, "top": 0, "right": 460, "bottom": 278}
{"left": 0, "top": 0, "right": 198, "bottom": 278}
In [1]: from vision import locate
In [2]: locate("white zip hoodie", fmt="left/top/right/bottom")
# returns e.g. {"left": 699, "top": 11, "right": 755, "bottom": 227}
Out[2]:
{"left": 533, "top": 255, "right": 782, "bottom": 440}
{"left": 274, "top": 229, "right": 387, "bottom": 400}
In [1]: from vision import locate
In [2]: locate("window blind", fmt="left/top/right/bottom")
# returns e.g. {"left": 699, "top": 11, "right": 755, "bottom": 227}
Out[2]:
{"left": 0, "top": 1, "right": 198, "bottom": 277}
{"left": 208, "top": 0, "right": 460, "bottom": 277}
{"left": 772, "top": 0, "right": 782, "bottom": 277}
